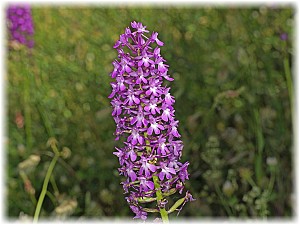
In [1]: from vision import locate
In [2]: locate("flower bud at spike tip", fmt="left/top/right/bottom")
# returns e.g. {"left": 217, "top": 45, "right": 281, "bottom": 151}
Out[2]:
{"left": 109, "top": 21, "right": 194, "bottom": 221}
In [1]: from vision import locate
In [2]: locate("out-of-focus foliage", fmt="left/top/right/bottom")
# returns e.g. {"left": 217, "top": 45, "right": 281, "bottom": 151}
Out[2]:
{"left": 7, "top": 6, "right": 293, "bottom": 220}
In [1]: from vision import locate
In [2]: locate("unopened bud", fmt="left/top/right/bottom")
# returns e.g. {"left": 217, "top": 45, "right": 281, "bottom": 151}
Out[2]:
{"left": 46, "top": 137, "right": 58, "bottom": 148}
{"left": 222, "top": 180, "right": 234, "bottom": 196}
{"left": 266, "top": 157, "right": 278, "bottom": 166}
{"left": 55, "top": 199, "right": 77, "bottom": 216}
{"left": 18, "top": 154, "right": 40, "bottom": 172}
{"left": 61, "top": 147, "right": 71, "bottom": 159}
{"left": 24, "top": 179, "right": 35, "bottom": 195}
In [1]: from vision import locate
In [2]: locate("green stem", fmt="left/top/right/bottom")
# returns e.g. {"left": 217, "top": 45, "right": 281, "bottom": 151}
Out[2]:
{"left": 50, "top": 175, "right": 59, "bottom": 196}
{"left": 33, "top": 152, "right": 60, "bottom": 222}
{"left": 284, "top": 57, "right": 293, "bottom": 108}
{"left": 46, "top": 190, "right": 57, "bottom": 206}
{"left": 19, "top": 171, "right": 37, "bottom": 205}
{"left": 144, "top": 132, "right": 169, "bottom": 222}
{"left": 36, "top": 103, "right": 55, "bottom": 138}
{"left": 253, "top": 109, "right": 264, "bottom": 187}
{"left": 283, "top": 56, "right": 294, "bottom": 124}
{"left": 267, "top": 169, "right": 276, "bottom": 195}
{"left": 153, "top": 175, "right": 169, "bottom": 223}
{"left": 215, "top": 184, "right": 234, "bottom": 216}
{"left": 247, "top": 176, "right": 257, "bottom": 188}
{"left": 30, "top": 192, "right": 37, "bottom": 207}
{"left": 24, "top": 71, "right": 32, "bottom": 151}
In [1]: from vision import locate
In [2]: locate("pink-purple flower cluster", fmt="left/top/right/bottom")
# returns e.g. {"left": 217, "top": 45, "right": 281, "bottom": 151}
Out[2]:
{"left": 109, "top": 21, "right": 194, "bottom": 220}
{"left": 7, "top": 5, "right": 34, "bottom": 48}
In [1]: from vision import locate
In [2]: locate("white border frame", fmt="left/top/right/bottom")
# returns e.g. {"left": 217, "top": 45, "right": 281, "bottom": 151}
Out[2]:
{"left": 1, "top": 1, "right": 298, "bottom": 224}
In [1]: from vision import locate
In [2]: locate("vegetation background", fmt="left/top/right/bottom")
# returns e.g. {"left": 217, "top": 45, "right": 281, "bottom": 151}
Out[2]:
{"left": 6, "top": 5, "right": 293, "bottom": 220}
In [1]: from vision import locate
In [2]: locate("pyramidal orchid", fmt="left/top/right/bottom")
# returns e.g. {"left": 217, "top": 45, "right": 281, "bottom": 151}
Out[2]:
{"left": 7, "top": 4, "right": 34, "bottom": 48}
{"left": 109, "top": 21, "right": 194, "bottom": 222}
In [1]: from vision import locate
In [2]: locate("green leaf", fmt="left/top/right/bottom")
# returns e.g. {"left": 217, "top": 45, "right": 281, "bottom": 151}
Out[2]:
{"left": 163, "top": 188, "right": 176, "bottom": 197}
{"left": 167, "top": 197, "right": 185, "bottom": 214}
{"left": 142, "top": 208, "right": 159, "bottom": 213}
{"left": 138, "top": 197, "right": 157, "bottom": 203}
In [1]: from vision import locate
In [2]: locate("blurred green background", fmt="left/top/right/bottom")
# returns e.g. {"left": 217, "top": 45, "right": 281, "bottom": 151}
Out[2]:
{"left": 7, "top": 6, "right": 293, "bottom": 220}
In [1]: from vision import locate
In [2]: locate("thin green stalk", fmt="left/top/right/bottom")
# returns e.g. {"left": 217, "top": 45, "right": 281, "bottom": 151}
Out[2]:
{"left": 253, "top": 109, "right": 264, "bottom": 187}
{"left": 283, "top": 56, "right": 294, "bottom": 124}
{"left": 284, "top": 57, "right": 293, "bottom": 108}
{"left": 267, "top": 170, "right": 276, "bottom": 195}
{"left": 46, "top": 190, "right": 57, "bottom": 206}
{"left": 246, "top": 176, "right": 257, "bottom": 188}
{"left": 215, "top": 184, "right": 234, "bottom": 216}
{"left": 153, "top": 175, "right": 169, "bottom": 223}
{"left": 29, "top": 192, "right": 37, "bottom": 206}
{"left": 33, "top": 152, "right": 60, "bottom": 222}
{"left": 50, "top": 175, "right": 59, "bottom": 196}
{"left": 36, "top": 103, "right": 55, "bottom": 138}
{"left": 24, "top": 72, "right": 33, "bottom": 151}
{"left": 19, "top": 171, "right": 37, "bottom": 205}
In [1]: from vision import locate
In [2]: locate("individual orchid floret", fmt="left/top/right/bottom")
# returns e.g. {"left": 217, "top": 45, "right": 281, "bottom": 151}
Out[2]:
{"left": 151, "top": 32, "right": 164, "bottom": 46}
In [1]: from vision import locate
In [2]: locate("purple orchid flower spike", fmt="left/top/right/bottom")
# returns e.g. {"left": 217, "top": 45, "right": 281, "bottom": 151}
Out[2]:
{"left": 7, "top": 4, "right": 34, "bottom": 48}
{"left": 109, "top": 21, "right": 194, "bottom": 222}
